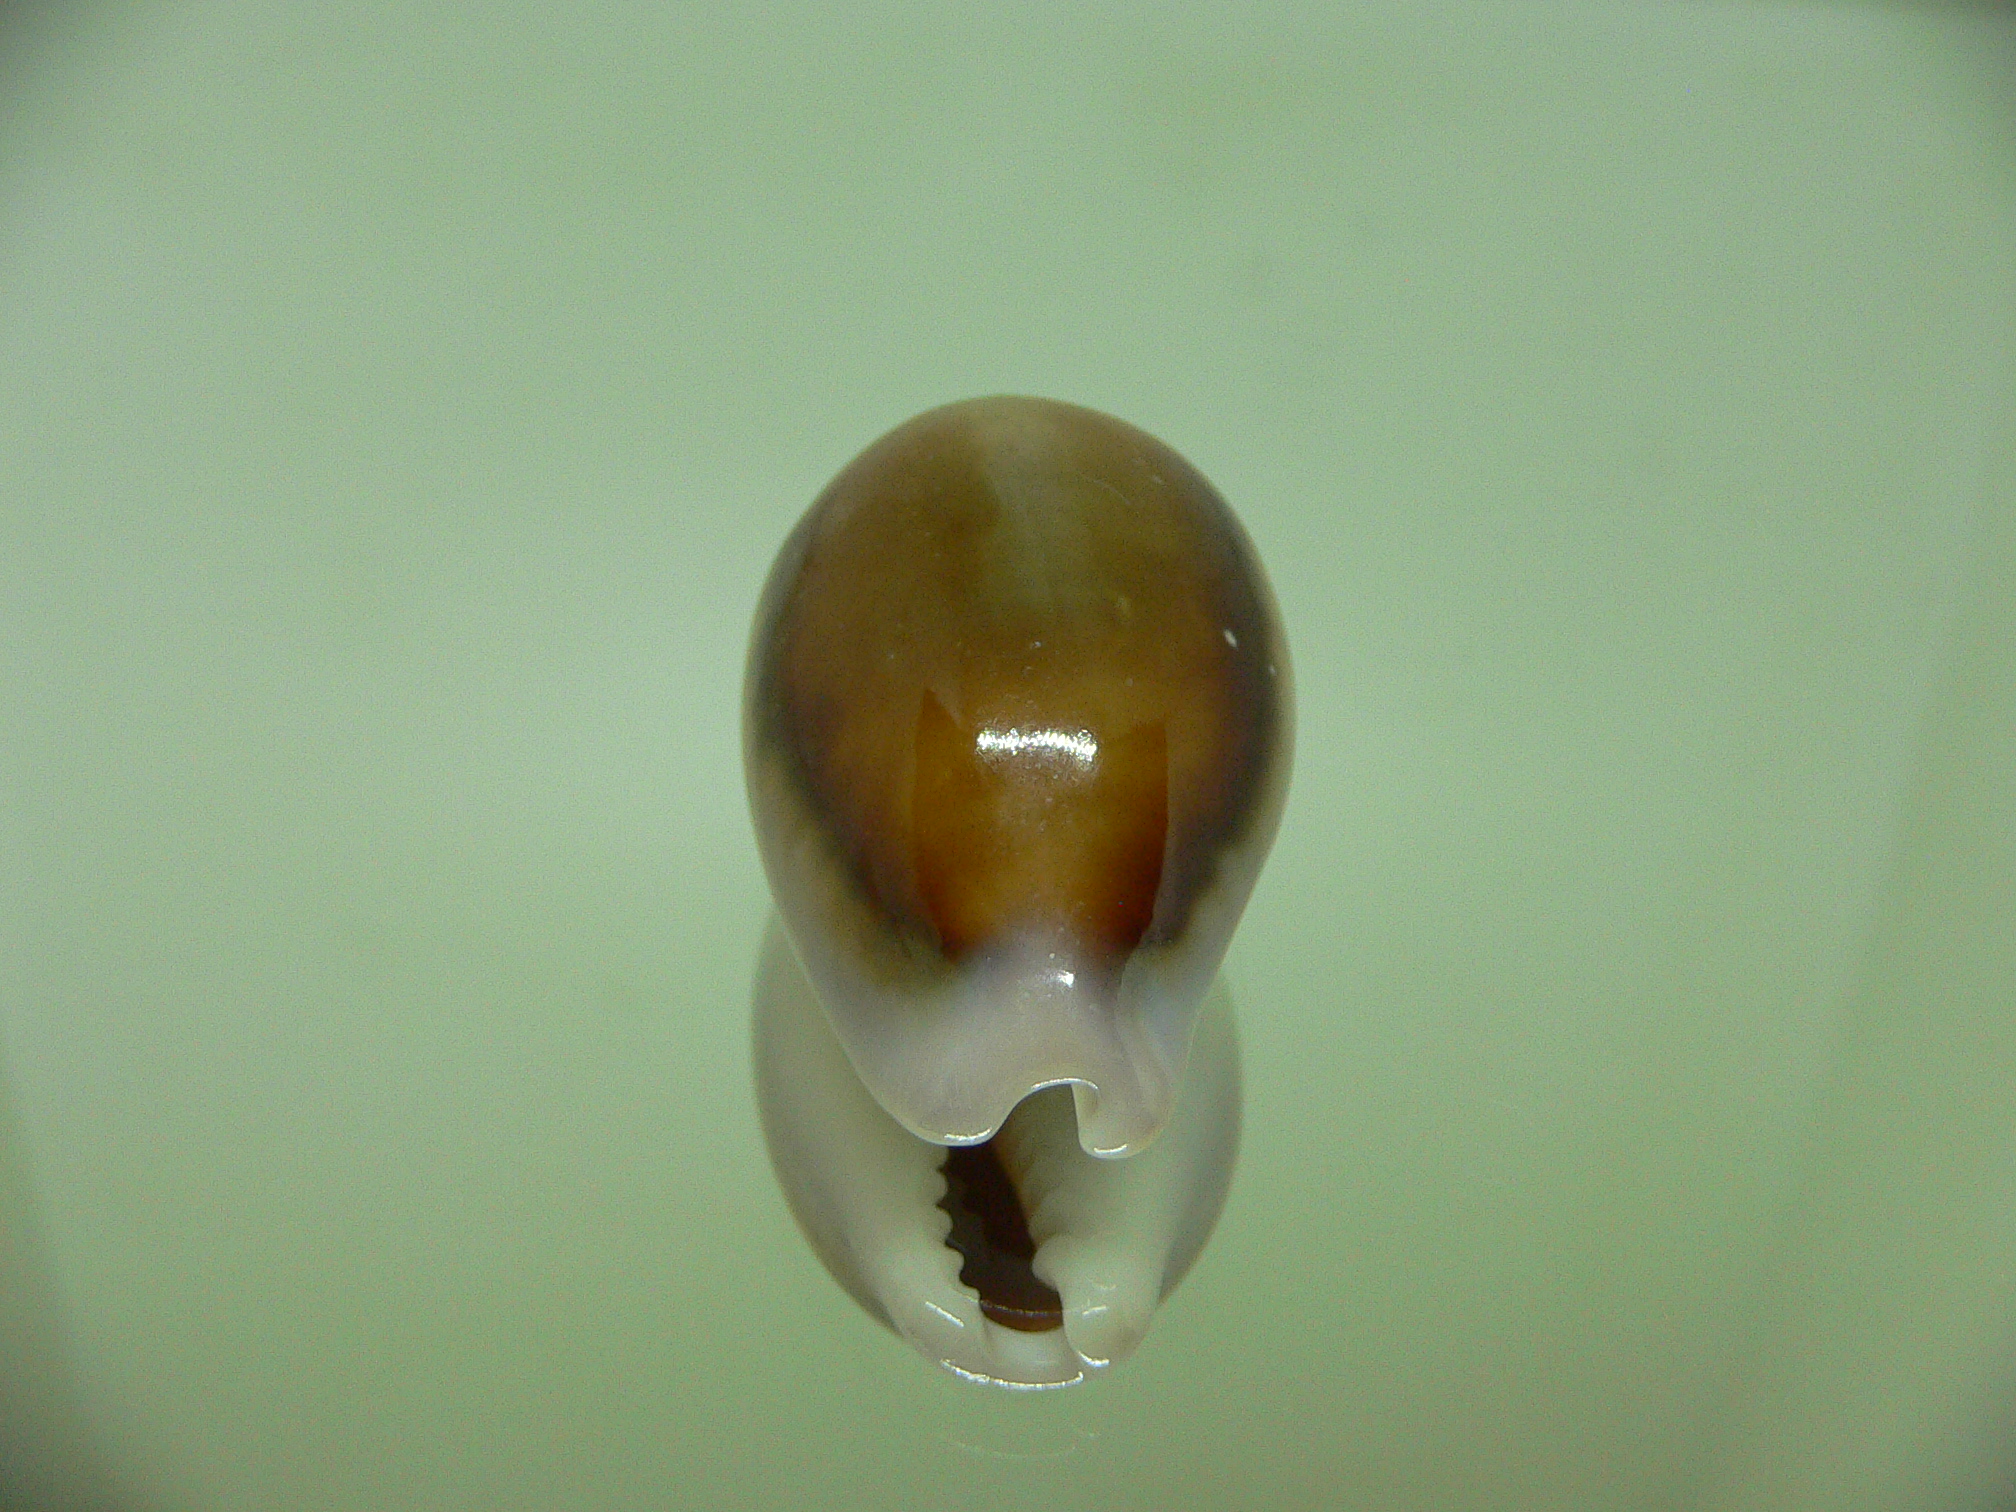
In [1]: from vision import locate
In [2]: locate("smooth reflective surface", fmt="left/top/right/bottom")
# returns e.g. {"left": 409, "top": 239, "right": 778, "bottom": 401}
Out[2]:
{"left": 743, "top": 399, "right": 1275, "bottom": 1386}
{"left": 745, "top": 397, "right": 1289, "bottom": 1160}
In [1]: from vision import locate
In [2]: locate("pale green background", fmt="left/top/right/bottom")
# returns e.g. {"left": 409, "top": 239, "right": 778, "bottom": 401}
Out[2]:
{"left": 3, "top": 4, "right": 2015, "bottom": 1509}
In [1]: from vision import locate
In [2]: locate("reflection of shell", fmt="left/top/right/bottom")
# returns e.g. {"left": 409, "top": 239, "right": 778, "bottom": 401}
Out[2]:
{"left": 751, "top": 918, "right": 1241, "bottom": 1389}
{"left": 741, "top": 396, "right": 1289, "bottom": 1385}
{"left": 744, "top": 396, "right": 1292, "bottom": 1158}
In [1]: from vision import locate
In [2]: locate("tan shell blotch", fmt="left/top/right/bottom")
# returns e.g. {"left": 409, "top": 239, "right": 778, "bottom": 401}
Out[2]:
{"left": 746, "top": 396, "right": 1291, "bottom": 1156}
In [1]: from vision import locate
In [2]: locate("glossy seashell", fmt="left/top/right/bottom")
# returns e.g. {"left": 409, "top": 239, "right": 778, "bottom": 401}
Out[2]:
{"left": 743, "top": 395, "right": 1291, "bottom": 1384}
{"left": 746, "top": 396, "right": 1291, "bottom": 1155}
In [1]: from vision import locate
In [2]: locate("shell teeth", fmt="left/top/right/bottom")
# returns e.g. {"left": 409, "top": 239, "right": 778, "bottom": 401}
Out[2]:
{"left": 864, "top": 1117, "right": 1085, "bottom": 1389}
{"left": 989, "top": 1087, "right": 1162, "bottom": 1374}
{"left": 889, "top": 1250, "right": 1087, "bottom": 1390}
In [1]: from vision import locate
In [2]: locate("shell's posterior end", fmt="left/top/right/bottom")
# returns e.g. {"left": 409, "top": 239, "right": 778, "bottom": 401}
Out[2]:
{"left": 809, "top": 949, "right": 1188, "bottom": 1162}
{"left": 1068, "top": 1078, "right": 1164, "bottom": 1160}
{"left": 879, "top": 1072, "right": 1169, "bottom": 1160}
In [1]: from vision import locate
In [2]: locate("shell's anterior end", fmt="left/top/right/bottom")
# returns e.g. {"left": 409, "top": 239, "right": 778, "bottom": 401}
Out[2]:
{"left": 751, "top": 918, "right": 1242, "bottom": 1391}
{"left": 936, "top": 1357, "right": 1087, "bottom": 1392}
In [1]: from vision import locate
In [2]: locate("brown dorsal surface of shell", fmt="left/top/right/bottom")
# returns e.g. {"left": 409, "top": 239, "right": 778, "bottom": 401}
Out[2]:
{"left": 748, "top": 396, "right": 1288, "bottom": 984}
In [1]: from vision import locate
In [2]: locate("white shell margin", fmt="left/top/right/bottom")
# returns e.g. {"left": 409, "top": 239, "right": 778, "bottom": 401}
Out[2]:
{"left": 751, "top": 915, "right": 1241, "bottom": 1390}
